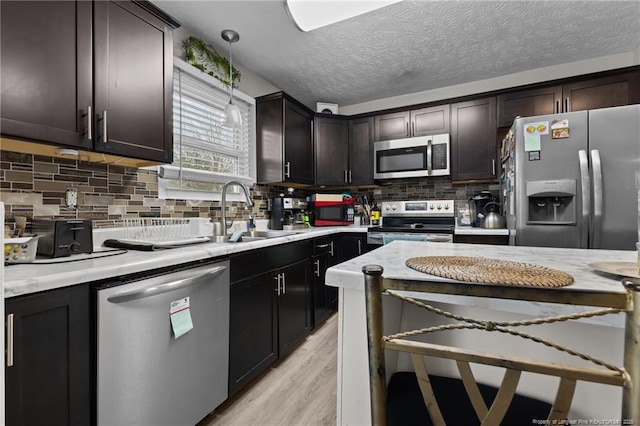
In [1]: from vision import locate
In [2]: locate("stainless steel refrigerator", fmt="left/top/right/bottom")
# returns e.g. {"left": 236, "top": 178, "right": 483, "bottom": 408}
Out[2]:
{"left": 502, "top": 104, "right": 640, "bottom": 250}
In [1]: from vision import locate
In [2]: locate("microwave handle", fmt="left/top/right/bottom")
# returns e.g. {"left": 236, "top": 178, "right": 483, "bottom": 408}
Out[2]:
{"left": 426, "top": 139, "right": 432, "bottom": 176}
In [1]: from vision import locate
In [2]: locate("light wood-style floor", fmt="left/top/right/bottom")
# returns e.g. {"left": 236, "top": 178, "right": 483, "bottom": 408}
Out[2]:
{"left": 199, "top": 313, "right": 338, "bottom": 426}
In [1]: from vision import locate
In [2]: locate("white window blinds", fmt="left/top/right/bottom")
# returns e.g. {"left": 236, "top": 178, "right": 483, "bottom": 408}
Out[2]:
{"left": 158, "top": 58, "right": 255, "bottom": 200}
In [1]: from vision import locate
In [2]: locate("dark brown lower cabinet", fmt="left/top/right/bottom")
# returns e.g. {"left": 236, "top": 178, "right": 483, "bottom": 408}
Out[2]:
{"left": 5, "top": 284, "right": 90, "bottom": 426}
{"left": 228, "top": 241, "right": 311, "bottom": 396}
{"left": 228, "top": 271, "right": 278, "bottom": 396}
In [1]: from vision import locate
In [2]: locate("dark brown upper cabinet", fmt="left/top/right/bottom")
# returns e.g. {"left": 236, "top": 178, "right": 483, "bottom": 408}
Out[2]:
{"left": 497, "top": 86, "right": 563, "bottom": 128}
{"left": 314, "top": 116, "right": 349, "bottom": 186}
{"left": 373, "top": 105, "right": 450, "bottom": 141}
{"left": 314, "top": 116, "right": 374, "bottom": 186}
{"left": 257, "top": 92, "right": 315, "bottom": 185}
{"left": 0, "top": 1, "right": 93, "bottom": 149}
{"left": 497, "top": 72, "right": 639, "bottom": 128}
{"left": 348, "top": 117, "right": 374, "bottom": 185}
{"left": 0, "top": 1, "right": 178, "bottom": 163}
{"left": 451, "top": 97, "right": 497, "bottom": 182}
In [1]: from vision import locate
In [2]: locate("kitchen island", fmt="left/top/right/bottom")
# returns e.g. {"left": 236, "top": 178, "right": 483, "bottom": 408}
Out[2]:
{"left": 325, "top": 241, "right": 638, "bottom": 425}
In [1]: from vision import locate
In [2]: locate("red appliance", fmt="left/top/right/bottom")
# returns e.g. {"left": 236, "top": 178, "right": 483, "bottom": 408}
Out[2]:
{"left": 311, "top": 199, "right": 355, "bottom": 226}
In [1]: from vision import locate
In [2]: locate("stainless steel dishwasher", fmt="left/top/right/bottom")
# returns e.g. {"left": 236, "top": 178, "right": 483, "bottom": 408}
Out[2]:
{"left": 96, "top": 260, "right": 230, "bottom": 426}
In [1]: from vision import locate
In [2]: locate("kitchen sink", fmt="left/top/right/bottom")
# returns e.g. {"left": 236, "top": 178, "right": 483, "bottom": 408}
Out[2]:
{"left": 225, "top": 230, "right": 302, "bottom": 243}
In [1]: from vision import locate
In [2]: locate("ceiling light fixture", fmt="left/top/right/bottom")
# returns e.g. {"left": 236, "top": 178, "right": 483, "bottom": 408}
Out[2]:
{"left": 221, "top": 29, "right": 242, "bottom": 129}
{"left": 285, "top": 0, "right": 402, "bottom": 32}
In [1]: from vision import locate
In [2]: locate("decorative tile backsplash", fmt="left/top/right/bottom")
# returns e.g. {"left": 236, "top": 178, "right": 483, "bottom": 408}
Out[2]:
{"left": 1, "top": 149, "right": 496, "bottom": 230}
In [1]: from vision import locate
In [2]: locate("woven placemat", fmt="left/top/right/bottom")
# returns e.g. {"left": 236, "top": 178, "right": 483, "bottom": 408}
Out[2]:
{"left": 406, "top": 256, "right": 574, "bottom": 287}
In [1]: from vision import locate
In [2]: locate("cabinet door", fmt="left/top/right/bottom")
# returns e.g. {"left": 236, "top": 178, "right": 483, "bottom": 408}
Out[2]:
{"left": 336, "top": 234, "right": 367, "bottom": 263}
{"left": 563, "top": 73, "right": 640, "bottom": 112}
{"left": 93, "top": 1, "right": 173, "bottom": 162}
{"left": 278, "top": 260, "right": 310, "bottom": 356}
{"left": 451, "top": 97, "right": 497, "bottom": 181}
{"left": 229, "top": 271, "right": 278, "bottom": 396}
{"left": 0, "top": 1, "right": 92, "bottom": 149}
{"left": 411, "top": 105, "right": 450, "bottom": 136}
{"left": 374, "top": 111, "right": 410, "bottom": 141}
{"left": 284, "top": 100, "right": 314, "bottom": 184}
{"left": 312, "top": 253, "right": 332, "bottom": 327}
{"left": 348, "top": 117, "right": 374, "bottom": 185}
{"left": 315, "top": 116, "right": 349, "bottom": 185}
{"left": 5, "top": 285, "right": 90, "bottom": 426}
{"left": 497, "top": 86, "right": 563, "bottom": 128}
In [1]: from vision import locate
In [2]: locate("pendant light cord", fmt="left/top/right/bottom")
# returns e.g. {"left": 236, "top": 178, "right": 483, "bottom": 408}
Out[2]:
{"left": 228, "top": 40, "right": 233, "bottom": 104}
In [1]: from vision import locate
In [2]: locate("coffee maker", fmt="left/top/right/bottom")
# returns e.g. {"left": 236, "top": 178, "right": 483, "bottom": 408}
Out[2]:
{"left": 269, "top": 197, "right": 309, "bottom": 230}
{"left": 468, "top": 191, "right": 499, "bottom": 227}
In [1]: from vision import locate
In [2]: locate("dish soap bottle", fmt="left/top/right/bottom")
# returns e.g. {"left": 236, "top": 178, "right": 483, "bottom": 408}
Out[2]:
{"left": 371, "top": 203, "right": 381, "bottom": 226}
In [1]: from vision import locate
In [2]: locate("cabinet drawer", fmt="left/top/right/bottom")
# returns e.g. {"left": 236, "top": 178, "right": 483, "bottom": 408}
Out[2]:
{"left": 230, "top": 240, "right": 312, "bottom": 282}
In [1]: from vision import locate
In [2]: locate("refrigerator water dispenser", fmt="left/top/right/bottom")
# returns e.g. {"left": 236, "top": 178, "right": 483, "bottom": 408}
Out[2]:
{"left": 525, "top": 180, "right": 576, "bottom": 225}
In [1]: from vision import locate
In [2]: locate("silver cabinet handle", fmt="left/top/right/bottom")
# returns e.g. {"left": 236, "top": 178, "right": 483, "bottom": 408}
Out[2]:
{"left": 7, "top": 313, "right": 14, "bottom": 367}
{"left": 101, "top": 110, "right": 108, "bottom": 143}
{"left": 107, "top": 265, "right": 226, "bottom": 303}
{"left": 426, "top": 140, "right": 433, "bottom": 176}
{"left": 274, "top": 274, "right": 281, "bottom": 296}
{"left": 281, "top": 273, "right": 286, "bottom": 295}
{"left": 87, "top": 106, "right": 92, "bottom": 140}
{"left": 591, "top": 149, "right": 603, "bottom": 248}
{"left": 578, "top": 150, "right": 590, "bottom": 249}
{"left": 357, "top": 239, "right": 362, "bottom": 254}
{"left": 329, "top": 241, "right": 334, "bottom": 257}
{"left": 344, "top": 170, "right": 348, "bottom": 183}
{"left": 411, "top": 121, "right": 415, "bottom": 136}
{"left": 492, "top": 159, "right": 496, "bottom": 176}
{"left": 406, "top": 122, "right": 409, "bottom": 137}
{"left": 349, "top": 170, "right": 352, "bottom": 183}
{"left": 314, "top": 260, "right": 321, "bottom": 277}
{"left": 285, "top": 161, "right": 291, "bottom": 179}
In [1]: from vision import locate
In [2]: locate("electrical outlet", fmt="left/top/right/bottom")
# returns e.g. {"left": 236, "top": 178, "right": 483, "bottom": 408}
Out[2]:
{"left": 65, "top": 187, "right": 78, "bottom": 209}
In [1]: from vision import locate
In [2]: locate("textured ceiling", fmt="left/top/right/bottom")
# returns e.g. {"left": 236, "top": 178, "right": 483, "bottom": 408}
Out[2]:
{"left": 151, "top": 0, "right": 640, "bottom": 111}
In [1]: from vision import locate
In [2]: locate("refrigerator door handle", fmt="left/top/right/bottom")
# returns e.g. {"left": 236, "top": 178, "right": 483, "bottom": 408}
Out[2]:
{"left": 591, "top": 149, "right": 604, "bottom": 249}
{"left": 578, "top": 150, "right": 590, "bottom": 249}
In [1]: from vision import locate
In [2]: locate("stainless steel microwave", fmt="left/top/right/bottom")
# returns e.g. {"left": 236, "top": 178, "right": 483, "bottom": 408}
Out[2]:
{"left": 373, "top": 134, "right": 450, "bottom": 179}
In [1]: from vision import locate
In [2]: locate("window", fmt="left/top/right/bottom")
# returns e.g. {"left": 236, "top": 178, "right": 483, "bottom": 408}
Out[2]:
{"left": 158, "top": 57, "right": 256, "bottom": 201}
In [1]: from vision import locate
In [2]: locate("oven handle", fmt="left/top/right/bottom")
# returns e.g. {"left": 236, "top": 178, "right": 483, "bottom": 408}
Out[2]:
{"left": 107, "top": 265, "right": 226, "bottom": 303}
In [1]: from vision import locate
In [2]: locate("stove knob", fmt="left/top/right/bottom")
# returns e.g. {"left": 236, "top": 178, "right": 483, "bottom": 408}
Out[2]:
{"left": 392, "top": 204, "right": 397, "bottom": 211}
{"left": 429, "top": 203, "right": 435, "bottom": 210}
{"left": 437, "top": 203, "right": 442, "bottom": 210}
{"left": 384, "top": 205, "right": 390, "bottom": 211}
{"left": 444, "top": 203, "right": 450, "bottom": 210}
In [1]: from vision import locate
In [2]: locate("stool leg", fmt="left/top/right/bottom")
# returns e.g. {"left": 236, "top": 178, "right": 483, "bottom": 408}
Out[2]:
{"left": 364, "top": 265, "right": 386, "bottom": 426}
{"left": 622, "top": 278, "right": 640, "bottom": 424}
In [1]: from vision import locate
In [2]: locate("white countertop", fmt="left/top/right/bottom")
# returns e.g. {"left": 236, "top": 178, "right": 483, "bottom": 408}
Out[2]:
{"left": 4, "top": 226, "right": 368, "bottom": 298}
{"left": 325, "top": 241, "right": 635, "bottom": 328}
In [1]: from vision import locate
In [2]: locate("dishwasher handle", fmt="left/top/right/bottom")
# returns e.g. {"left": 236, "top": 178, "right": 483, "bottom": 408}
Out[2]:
{"left": 107, "top": 265, "right": 227, "bottom": 303}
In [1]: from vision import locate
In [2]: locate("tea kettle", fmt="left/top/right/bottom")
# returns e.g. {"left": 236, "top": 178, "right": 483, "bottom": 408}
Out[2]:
{"left": 480, "top": 202, "right": 506, "bottom": 229}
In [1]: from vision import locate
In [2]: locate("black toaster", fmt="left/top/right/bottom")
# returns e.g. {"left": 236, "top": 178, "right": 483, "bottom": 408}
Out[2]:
{"left": 33, "top": 219, "right": 93, "bottom": 257}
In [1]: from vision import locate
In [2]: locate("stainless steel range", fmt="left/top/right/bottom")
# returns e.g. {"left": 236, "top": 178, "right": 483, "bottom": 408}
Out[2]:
{"left": 367, "top": 200, "right": 455, "bottom": 246}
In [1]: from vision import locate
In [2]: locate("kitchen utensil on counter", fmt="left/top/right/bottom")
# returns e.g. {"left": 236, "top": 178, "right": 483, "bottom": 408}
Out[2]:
{"left": 480, "top": 202, "right": 506, "bottom": 229}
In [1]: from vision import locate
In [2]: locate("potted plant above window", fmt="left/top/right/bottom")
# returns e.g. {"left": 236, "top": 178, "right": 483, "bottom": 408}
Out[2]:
{"left": 183, "top": 36, "right": 241, "bottom": 88}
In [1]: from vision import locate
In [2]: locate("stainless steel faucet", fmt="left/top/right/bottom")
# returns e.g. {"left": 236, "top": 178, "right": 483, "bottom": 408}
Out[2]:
{"left": 221, "top": 180, "right": 254, "bottom": 236}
